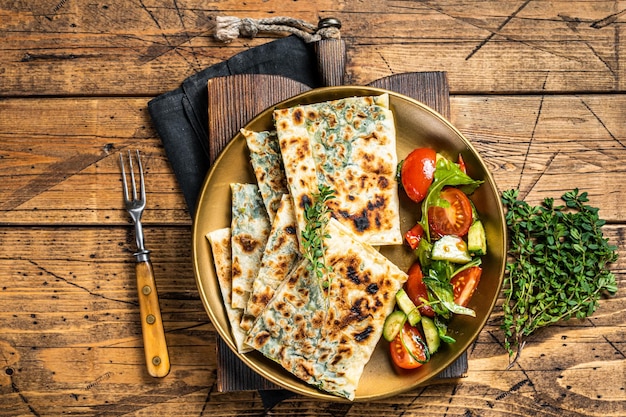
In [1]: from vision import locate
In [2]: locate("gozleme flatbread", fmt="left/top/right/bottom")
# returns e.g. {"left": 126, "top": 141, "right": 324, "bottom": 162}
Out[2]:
{"left": 206, "top": 228, "right": 252, "bottom": 354}
{"left": 274, "top": 94, "right": 402, "bottom": 248}
{"left": 245, "top": 218, "right": 408, "bottom": 400}
{"left": 241, "top": 128, "right": 289, "bottom": 222}
{"left": 230, "top": 183, "right": 271, "bottom": 310}
{"left": 245, "top": 194, "right": 300, "bottom": 321}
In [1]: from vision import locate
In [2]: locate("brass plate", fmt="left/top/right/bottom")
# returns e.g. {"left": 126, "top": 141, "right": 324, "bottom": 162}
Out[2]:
{"left": 192, "top": 86, "right": 506, "bottom": 401}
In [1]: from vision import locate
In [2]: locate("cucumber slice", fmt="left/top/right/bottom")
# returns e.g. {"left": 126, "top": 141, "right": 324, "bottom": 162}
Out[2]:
{"left": 421, "top": 316, "right": 440, "bottom": 354}
{"left": 395, "top": 289, "right": 422, "bottom": 326}
{"left": 383, "top": 310, "right": 406, "bottom": 342}
{"left": 431, "top": 235, "right": 472, "bottom": 264}
{"left": 468, "top": 220, "right": 487, "bottom": 255}
{"left": 407, "top": 308, "right": 421, "bottom": 327}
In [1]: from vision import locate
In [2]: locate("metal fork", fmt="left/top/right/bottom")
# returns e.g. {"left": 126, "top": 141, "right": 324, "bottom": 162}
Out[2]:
{"left": 120, "top": 150, "right": 170, "bottom": 378}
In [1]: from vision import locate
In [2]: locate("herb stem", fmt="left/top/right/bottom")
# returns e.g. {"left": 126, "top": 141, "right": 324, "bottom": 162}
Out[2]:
{"left": 302, "top": 184, "right": 336, "bottom": 292}
{"left": 501, "top": 189, "right": 618, "bottom": 367}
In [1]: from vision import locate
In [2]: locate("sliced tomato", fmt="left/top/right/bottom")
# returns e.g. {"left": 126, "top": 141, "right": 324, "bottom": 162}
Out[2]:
{"left": 451, "top": 266, "right": 482, "bottom": 307}
{"left": 401, "top": 148, "right": 436, "bottom": 203}
{"left": 390, "top": 322, "right": 429, "bottom": 369}
{"left": 428, "top": 187, "right": 473, "bottom": 238}
{"left": 404, "top": 262, "right": 435, "bottom": 318}
{"left": 404, "top": 223, "right": 424, "bottom": 250}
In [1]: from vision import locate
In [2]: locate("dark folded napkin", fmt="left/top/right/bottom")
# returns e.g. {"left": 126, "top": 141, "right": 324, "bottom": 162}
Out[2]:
{"left": 148, "top": 35, "right": 322, "bottom": 214}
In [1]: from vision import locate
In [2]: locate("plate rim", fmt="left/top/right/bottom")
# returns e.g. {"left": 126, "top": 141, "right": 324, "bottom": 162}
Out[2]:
{"left": 192, "top": 85, "right": 507, "bottom": 401}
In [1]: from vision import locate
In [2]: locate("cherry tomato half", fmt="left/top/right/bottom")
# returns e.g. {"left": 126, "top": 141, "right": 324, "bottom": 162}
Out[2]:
{"left": 401, "top": 148, "right": 436, "bottom": 203}
{"left": 390, "top": 322, "right": 429, "bottom": 369}
{"left": 404, "top": 223, "right": 424, "bottom": 250}
{"left": 404, "top": 262, "right": 435, "bottom": 318}
{"left": 451, "top": 266, "right": 482, "bottom": 307}
{"left": 428, "top": 187, "right": 473, "bottom": 238}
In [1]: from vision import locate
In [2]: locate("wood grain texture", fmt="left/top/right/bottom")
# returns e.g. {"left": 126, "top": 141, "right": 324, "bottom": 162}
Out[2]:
{"left": 1, "top": 95, "right": 624, "bottom": 224}
{"left": 1, "top": 1, "right": 624, "bottom": 96}
{"left": 0, "top": 225, "right": 623, "bottom": 415}
{"left": 314, "top": 38, "right": 347, "bottom": 86}
{"left": 207, "top": 74, "right": 311, "bottom": 164}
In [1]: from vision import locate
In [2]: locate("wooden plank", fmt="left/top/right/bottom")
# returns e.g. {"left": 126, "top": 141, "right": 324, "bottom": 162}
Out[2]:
{"left": 207, "top": 74, "right": 311, "bottom": 164}
{"left": 0, "top": 97, "right": 188, "bottom": 225}
{"left": 1, "top": 1, "right": 624, "bottom": 96}
{"left": 0, "top": 225, "right": 623, "bottom": 415}
{"left": 345, "top": 0, "right": 623, "bottom": 91}
{"left": 450, "top": 94, "right": 626, "bottom": 219}
{"left": 369, "top": 71, "right": 450, "bottom": 119}
{"left": 1, "top": 95, "right": 625, "bottom": 225}
{"left": 0, "top": 226, "right": 214, "bottom": 415}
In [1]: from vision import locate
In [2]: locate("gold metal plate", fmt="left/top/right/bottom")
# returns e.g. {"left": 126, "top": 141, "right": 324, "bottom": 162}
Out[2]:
{"left": 192, "top": 86, "right": 506, "bottom": 401}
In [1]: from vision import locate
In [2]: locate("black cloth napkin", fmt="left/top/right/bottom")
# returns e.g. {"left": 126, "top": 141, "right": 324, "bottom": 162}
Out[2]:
{"left": 147, "top": 35, "right": 324, "bottom": 410}
{"left": 148, "top": 35, "right": 322, "bottom": 214}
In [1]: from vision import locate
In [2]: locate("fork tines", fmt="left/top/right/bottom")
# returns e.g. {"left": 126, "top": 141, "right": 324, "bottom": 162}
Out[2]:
{"left": 120, "top": 150, "right": 145, "bottom": 205}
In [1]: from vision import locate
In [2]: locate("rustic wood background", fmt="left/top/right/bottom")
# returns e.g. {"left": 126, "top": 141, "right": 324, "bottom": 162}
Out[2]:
{"left": 1, "top": 1, "right": 624, "bottom": 416}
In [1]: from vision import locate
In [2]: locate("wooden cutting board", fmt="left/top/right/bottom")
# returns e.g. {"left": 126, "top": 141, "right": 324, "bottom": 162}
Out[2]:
{"left": 206, "top": 39, "right": 464, "bottom": 392}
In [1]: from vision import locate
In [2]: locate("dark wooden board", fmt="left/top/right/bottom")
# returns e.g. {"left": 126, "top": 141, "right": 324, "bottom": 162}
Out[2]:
{"left": 206, "top": 69, "right": 467, "bottom": 393}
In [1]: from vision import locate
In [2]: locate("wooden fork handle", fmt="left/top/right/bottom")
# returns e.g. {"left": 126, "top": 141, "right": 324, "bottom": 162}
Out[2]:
{"left": 135, "top": 259, "right": 171, "bottom": 378}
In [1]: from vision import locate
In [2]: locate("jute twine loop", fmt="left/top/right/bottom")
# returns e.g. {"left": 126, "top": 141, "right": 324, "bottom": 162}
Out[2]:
{"left": 215, "top": 16, "right": 341, "bottom": 43}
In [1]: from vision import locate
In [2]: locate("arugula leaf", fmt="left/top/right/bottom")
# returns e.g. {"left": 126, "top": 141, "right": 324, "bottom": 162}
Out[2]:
{"left": 501, "top": 189, "right": 618, "bottom": 368}
{"left": 419, "top": 155, "right": 483, "bottom": 241}
{"left": 423, "top": 277, "right": 477, "bottom": 317}
{"left": 434, "top": 315, "right": 456, "bottom": 344}
{"left": 423, "top": 260, "right": 477, "bottom": 318}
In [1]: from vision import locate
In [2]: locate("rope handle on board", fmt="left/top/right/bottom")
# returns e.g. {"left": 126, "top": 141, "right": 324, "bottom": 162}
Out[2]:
{"left": 215, "top": 16, "right": 341, "bottom": 43}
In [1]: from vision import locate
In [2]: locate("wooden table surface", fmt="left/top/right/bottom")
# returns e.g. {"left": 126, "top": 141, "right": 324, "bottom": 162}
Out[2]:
{"left": 1, "top": 1, "right": 625, "bottom": 416}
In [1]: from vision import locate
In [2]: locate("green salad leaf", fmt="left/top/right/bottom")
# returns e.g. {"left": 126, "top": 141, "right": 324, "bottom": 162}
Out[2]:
{"left": 423, "top": 259, "right": 477, "bottom": 318}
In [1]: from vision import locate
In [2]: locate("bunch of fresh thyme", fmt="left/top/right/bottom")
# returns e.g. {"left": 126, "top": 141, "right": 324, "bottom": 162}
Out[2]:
{"left": 301, "top": 184, "right": 336, "bottom": 290}
{"left": 501, "top": 189, "right": 618, "bottom": 367}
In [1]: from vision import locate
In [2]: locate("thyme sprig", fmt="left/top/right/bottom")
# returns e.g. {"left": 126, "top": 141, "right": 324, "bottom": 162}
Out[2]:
{"left": 501, "top": 189, "right": 618, "bottom": 368}
{"left": 301, "top": 184, "right": 336, "bottom": 291}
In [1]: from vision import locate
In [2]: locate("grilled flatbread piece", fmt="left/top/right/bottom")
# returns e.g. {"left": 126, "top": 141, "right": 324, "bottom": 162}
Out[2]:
{"left": 274, "top": 94, "right": 402, "bottom": 248}
{"left": 245, "top": 218, "right": 408, "bottom": 400}
{"left": 206, "top": 228, "right": 252, "bottom": 354}
{"left": 245, "top": 194, "right": 301, "bottom": 321}
{"left": 242, "top": 129, "right": 289, "bottom": 221}
{"left": 230, "top": 183, "right": 271, "bottom": 310}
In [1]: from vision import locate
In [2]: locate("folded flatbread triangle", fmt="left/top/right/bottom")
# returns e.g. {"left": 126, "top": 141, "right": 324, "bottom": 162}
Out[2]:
{"left": 242, "top": 129, "right": 289, "bottom": 222}
{"left": 230, "top": 183, "right": 271, "bottom": 310}
{"left": 245, "top": 193, "right": 300, "bottom": 321}
{"left": 206, "top": 227, "right": 253, "bottom": 354}
{"left": 245, "top": 218, "right": 408, "bottom": 400}
{"left": 274, "top": 94, "right": 402, "bottom": 248}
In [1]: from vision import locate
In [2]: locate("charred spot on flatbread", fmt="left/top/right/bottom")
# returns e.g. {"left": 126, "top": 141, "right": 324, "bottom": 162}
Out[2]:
{"left": 233, "top": 234, "right": 262, "bottom": 253}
